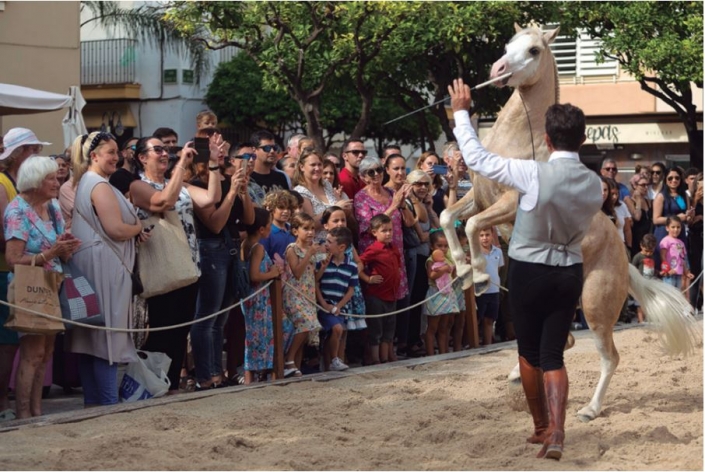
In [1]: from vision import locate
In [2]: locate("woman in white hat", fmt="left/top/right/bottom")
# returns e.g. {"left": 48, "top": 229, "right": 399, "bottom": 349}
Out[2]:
{"left": 0, "top": 128, "right": 49, "bottom": 421}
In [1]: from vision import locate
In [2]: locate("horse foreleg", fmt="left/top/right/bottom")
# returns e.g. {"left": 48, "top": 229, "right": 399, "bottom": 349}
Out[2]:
{"left": 440, "top": 190, "right": 477, "bottom": 288}
{"left": 465, "top": 190, "right": 518, "bottom": 295}
{"left": 575, "top": 325, "right": 619, "bottom": 422}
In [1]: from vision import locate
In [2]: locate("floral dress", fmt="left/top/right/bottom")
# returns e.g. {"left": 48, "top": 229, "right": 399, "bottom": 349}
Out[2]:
{"left": 344, "top": 245, "right": 367, "bottom": 331}
{"left": 294, "top": 181, "right": 345, "bottom": 241}
{"left": 353, "top": 187, "right": 408, "bottom": 299}
{"left": 242, "top": 244, "right": 280, "bottom": 371}
{"left": 282, "top": 243, "right": 322, "bottom": 337}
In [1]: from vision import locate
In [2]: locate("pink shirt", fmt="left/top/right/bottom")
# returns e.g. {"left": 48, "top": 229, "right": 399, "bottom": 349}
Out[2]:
{"left": 659, "top": 235, "right": 687, "bottom": 275}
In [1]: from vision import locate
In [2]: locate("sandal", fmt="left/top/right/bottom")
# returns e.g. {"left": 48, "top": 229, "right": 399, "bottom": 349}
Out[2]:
{"left": 284, "top": 361, "right": 302, "bottom": 378}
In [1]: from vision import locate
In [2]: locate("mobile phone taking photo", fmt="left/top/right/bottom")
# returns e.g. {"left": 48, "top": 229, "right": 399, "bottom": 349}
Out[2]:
{"left": 432, "top": 164, "right": 448, "bottom": 175}
{"left": 193, "top": 137, "right": 210, "bottom": 164}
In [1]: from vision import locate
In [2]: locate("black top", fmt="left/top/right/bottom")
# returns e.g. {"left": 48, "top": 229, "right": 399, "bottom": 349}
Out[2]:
{"left": 190, "top": 178, "right": 245, "bottom": 240}
{"left": 250, "top": 170, "right": 289, "bottom": 195}
{"left": 109, "top": 168, "right": 136, "bottom": 196}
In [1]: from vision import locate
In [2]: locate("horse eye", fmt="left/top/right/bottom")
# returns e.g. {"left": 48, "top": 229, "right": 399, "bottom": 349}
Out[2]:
{"left": 529, "top": 47, "right": 540, "bottom": 56}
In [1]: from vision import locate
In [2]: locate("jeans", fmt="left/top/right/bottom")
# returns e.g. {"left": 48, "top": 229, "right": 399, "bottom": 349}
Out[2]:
{"left": 191, "top": 239, "right": 233, "bottom": 382}
{"left": 78, "top": 354, "right": 118, "bottom": 406}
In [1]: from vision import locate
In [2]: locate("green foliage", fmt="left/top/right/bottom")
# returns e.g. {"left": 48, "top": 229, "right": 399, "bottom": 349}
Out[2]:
{"left": 205, "top": 54, "right": 302, "bottom": 132}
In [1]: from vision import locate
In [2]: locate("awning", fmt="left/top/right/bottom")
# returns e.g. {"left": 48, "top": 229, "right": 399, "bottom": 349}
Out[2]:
{"left": 0, "top": 83, "right": 72, "bottom": 116}
{"left": 82, "top": 102, "right": 137, "bottom": 129}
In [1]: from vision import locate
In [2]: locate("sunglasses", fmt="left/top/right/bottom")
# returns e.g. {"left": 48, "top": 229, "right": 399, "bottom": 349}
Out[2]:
{"left": 636, "top": 183, "right": 648, "bottom": 187}
{"left": 667, "top": 176, "right": 681, "bottom": 182}
{"left": 365, "top": 167, "right": 384, "bottom": 177}
{"left": 651, "top": 170, "right": 662, "bottom": 175}
{"left": 412, "top": 182, "right": 430, "bottom": 187}
{"left": 232, "top": 153, "right": 255, "bottom": 161}
{"left": 147, "top": 145, "right": 168, "bottom": 155}
{"left": 603, "top": 167, "right": 617, "bottom": 172}
{"left": 346, "top": 149, "right": 368, "bottom": 156}
{"left": 258, "top": 144, "right": 281, "bottom": 153}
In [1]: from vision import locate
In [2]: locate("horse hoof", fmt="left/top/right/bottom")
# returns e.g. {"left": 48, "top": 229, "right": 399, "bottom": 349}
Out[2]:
{"left": 461, "top": 275, "right": 474, "bottom": 290}
{"left": 576, "top": 408, "right": 595, "bottom": 423}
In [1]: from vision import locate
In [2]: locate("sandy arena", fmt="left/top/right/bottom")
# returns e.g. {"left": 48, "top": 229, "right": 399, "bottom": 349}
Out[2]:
{"left": 0, "top": 322, "right": 702, "bottom": 470}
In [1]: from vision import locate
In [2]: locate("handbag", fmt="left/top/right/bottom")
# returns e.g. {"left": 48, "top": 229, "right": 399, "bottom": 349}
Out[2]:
{"left": 138, "top": 210, "right": 199, "bottom": 298}
{"left": 58, "top": 260, "right": 104, "bottom": 329}
{"left": 5, "top": 256, "right": 65, "bottom": 334}
{"left": 119, "top": 350, "right": 171, "bottom": 402}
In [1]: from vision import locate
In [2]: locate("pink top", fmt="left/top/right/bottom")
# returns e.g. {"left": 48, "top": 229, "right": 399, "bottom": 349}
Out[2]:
{"left": 659, "top": 235, "right": 687, "bottom": 275}
{"left": 431, "top": 261, "right": 453, "bottom": 294}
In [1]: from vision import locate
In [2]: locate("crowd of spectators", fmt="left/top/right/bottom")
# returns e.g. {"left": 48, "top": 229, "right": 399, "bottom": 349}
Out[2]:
{"left": 0, "top": 114, "right": 700, "bottom": 420}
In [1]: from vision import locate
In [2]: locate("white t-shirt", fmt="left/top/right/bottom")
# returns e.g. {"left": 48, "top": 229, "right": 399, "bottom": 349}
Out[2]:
{"left": 614, "top": 203, "right": 631, "bottom": 243}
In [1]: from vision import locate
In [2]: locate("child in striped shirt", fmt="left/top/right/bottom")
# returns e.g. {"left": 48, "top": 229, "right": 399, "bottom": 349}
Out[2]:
{"left": 315, "top": 227, "right": 358, "bottom": 371}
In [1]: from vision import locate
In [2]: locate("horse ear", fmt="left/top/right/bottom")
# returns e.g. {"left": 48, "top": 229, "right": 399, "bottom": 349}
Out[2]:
{"left": 514, "top": 22, "right": 523, "bottom": 33}
{"left": 543, "top": 26, "right": 560, "bottom": 44}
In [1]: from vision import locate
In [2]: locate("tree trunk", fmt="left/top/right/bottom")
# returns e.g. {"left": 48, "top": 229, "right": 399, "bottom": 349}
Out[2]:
{"left": 687, "top": 126, "right": 703, "bottom": 171}
{"left": 298, "top": 97, "right": 326, "bottom": 153}
{"left": 350, "top": 92, "right": 373, "bottom": 140}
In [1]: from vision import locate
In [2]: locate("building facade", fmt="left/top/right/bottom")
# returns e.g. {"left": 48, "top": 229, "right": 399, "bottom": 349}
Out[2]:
{"left": 0, "top": 1, "right": 81, "bottom": 154}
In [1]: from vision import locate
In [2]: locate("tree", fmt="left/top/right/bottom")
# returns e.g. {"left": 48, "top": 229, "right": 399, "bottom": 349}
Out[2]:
{"left": 559, "top": 1, "right": 703, "bottom": 169}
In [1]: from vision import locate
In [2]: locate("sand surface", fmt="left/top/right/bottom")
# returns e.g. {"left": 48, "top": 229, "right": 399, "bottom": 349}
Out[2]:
{"left": 1, "top": 323, "right": 702, "bottom": 471}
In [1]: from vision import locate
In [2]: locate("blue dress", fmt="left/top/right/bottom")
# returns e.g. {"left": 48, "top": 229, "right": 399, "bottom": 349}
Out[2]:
{"left": 243, "top": 246, "right": 293, "bottom": 371}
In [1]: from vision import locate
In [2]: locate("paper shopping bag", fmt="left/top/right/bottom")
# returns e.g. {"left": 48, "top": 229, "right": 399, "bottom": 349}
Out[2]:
{"left": 5, "top": 261, "right": 64, "bottom": 335}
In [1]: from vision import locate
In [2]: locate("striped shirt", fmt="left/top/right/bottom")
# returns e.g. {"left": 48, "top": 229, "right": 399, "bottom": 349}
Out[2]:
{"left": 317, "top": 253, "right": 359, "bottom": 306}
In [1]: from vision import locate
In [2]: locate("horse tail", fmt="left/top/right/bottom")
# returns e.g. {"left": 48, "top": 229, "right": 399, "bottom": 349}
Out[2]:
{"left": 627, "top": 264, "right": 701, "bottom": 356}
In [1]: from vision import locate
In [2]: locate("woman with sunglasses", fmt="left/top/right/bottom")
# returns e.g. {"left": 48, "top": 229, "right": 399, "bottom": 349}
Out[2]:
{"left": 653, "top": 166, "right": 691, "bottom": 263}
{"left": 647, "top": 162, "right": 667, "bottom": 201}
{"left": 129, "top": 136, "right": 222, "bottom": 394}
{"left": 628, "top": 175, "right": 653, "bottom": 259}
{"left": 354, "top": 157, "right": 415, "bottom": 362}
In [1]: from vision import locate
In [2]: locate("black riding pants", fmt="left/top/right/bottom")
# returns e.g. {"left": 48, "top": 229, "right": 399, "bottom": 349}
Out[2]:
{"left": 508, "top": 258, "right": 583, "bottom": 372}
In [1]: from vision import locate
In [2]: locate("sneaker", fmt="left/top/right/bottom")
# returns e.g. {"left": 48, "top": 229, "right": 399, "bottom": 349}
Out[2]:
{"left": 329, "top": 357, "right": 349, "bottom": 371}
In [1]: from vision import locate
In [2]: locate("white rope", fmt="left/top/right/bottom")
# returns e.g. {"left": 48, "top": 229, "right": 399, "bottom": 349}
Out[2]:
{"left": 282, "top": 276, "right": 464, "bottom": 318}
{"left": 0, "top": 280, "right": 273, "bottom": 333}
{"left": 681, "top": 269, "right": 703, "bottom": 295}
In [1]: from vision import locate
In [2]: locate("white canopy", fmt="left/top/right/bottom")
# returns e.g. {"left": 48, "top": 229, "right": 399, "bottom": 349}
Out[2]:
{"left": 0, "top": 83, "right": 73, "bottom": 116}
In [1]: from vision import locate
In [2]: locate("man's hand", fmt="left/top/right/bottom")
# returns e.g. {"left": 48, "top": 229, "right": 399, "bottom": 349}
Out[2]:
{"left": 448, "top": 79, "right": 472, "bottom": 113}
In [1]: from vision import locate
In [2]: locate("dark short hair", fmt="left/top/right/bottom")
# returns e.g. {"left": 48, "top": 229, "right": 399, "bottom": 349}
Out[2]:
{"left": 230, "top": 141, "right": 255, "bottom": 157}
{"left": 640, "top": 233, "right": 656, "bottom": 250}
{"left": 329, "top": 226, "right": 353, "bottom": 249}
{"left": 685, "top": 167, "right": 700, "bottom": 179}
{"left": 384, "top": 154, "right": 405, "bottom": 168}
{"left": 341, "top": 138, "right": 364, "bottom": 153}
{"left": 321, "top": 206, "right": 345, "bottom": 226}
{"left": 287, "top": 190, "right": 304, "bottom": 206}
{"left": 369, "top": 213, "right": 392, "bottom": 232}
{"left": 245, "top": 207, "right": 272, "bottom": 235}
{"left": 383, "top": 144, "right": 401, "bottom": 154}
{"left": 429, "top": 229, "right": 448, "bottom": 247}
{"left": 545, "top": 103, "right": 585, "bottom": 152}
{"left": 153, "top": 127, "right": 178, "bottom": 142}
{"left": 250, "top": 130, "right": 276, "bottom": 147}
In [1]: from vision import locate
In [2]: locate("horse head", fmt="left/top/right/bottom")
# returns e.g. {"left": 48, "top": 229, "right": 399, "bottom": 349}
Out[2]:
{"left": 490, "top": 24, "right": 560, "bottom": 89}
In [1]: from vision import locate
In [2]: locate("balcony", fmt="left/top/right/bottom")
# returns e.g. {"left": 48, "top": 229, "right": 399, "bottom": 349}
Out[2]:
{"left": 80, "top": 39, "right": 140, "bottom": 100}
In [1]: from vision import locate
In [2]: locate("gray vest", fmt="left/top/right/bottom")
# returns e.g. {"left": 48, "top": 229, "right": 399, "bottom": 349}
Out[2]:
{"left": 508, "top": 158, "right": 602, "bottom": 266}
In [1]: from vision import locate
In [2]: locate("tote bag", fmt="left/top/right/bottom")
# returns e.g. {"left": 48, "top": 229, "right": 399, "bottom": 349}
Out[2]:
{"left": 5, "top": 257, "right": 64, "bottom": 334}
{"left": 59, "top": 260, "right": 104, "bottom": 328}
{"left": 138, "top": 210, "right": 198, "bottom": 298}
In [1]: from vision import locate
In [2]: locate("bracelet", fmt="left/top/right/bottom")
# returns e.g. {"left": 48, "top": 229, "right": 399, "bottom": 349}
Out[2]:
{"left": 176, "top": 165, "right": 187, "bottom": 172}
{"left": 38, "top": 252, "right": 46, "bottom": 263}
{"left": 208, "top": 165, "right": 220, "bottom": 171}
{"left": 449, "top": 186, "right": 458, "bottom": 190}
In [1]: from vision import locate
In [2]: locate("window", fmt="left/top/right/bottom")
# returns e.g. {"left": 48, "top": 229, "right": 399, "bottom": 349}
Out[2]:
{"left": 545, "top": 28, "right": 618, "bottom": 78}
{"left": 182, "top": 69, "right": 194, "bottom": 84}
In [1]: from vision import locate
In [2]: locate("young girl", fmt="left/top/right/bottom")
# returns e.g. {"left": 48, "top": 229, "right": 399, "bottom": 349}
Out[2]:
{"left": 321, "top": 206, "right": 366, "bottom": 330}
{"left": 283, "top": 213, "right": 323, "bottom": 377}
{"left": 659, "top": 216, "right": 694, "bottom": 290}
{"left": 241, "top": 208, "right": 283, "bottom": 385}
{"left": 423, "top": 231, "right": 459, "bottom": 356}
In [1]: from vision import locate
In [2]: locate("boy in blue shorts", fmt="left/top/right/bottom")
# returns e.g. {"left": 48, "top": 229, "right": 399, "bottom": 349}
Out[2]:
{"left": 316, "top": 227, "right": 358, "bottom": 371}
{"left": 477, "top": 227, "right": 504, "bottom": 345}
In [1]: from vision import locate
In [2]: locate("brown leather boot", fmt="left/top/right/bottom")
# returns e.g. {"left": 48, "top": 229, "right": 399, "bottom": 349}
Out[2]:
{"left": 519, "top": 356, "right": 548, "bottom": 444}
{"left": 537, "top": 366, "right": 569, "bottom": 460}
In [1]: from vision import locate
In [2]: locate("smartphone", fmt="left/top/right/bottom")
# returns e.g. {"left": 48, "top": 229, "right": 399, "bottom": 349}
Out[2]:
{"left": 193, "top": 137, "right": 210, "bottom": 164}
{"left": 143, "top": 224, "right": 155, "bottom": 233}
{"left": 432, "top": 164, "right": 448, "bottom": 175}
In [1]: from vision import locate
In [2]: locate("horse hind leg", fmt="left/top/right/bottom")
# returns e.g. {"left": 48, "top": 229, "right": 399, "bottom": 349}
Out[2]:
{"left": 575, "top": 322, "right": 619, "bottom": 422}
{"left": 440, "top": 191, "right": 477, "bottom": 287}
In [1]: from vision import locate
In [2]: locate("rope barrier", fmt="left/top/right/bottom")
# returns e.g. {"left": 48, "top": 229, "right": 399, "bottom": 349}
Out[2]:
{"left": 682, "top": 269, "right": 703, "bottom": 295}
{"left": 0, "top": 280, "right": 273, "bottom": 333}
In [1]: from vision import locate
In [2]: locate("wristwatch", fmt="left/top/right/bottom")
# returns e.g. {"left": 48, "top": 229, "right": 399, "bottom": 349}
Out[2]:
{"left": 331, "top": 306, "right": 338, "bottom": 314}
{"left": 208, "top": 165, "right": 220, "bottom": 171}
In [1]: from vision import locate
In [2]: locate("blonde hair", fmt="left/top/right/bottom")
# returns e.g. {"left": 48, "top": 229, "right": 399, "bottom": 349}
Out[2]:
{"left": 70, "top": 132, "right": 115, "bottom": 188}
{"left": 196, "top": 111, "right": 217, "bottom": 128}
{"left": 292, "top": 150, "right": 323, "bottom": 188}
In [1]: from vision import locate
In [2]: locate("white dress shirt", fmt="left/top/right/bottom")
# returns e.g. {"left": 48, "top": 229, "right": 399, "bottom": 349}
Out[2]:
{"left": 453, "top": 110, "right": 583, "bottom": 212}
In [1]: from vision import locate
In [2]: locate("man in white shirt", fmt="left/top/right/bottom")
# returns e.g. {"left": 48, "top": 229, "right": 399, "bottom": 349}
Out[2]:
{"left": 449, "top": 79, "right": 602, "bottom": 461}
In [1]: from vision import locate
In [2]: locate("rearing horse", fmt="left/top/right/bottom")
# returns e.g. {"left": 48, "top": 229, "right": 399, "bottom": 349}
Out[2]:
{"left": 441, "top": 24, "right": 700, "bottom": 422}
